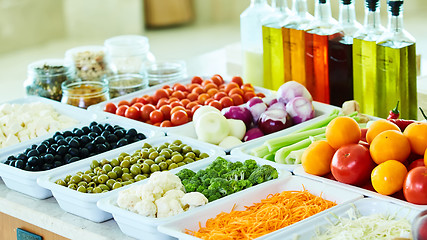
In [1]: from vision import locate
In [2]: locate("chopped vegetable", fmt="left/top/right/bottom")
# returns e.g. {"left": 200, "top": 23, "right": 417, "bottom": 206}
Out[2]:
{"left": 286, "top": 97, "right": 315, "bottom": 124}
{"left": 258, "top": 102, "right": 293, "bottom": 134}
{"left": 246, "top": 97, "right": 267, "bottom": 122}
{"left": 274, "top": 134, "right": 325, "bottom": 164}
{"left": 222, "top": 106, "right": 253, "bottom": 128}
{"left": 195, "top": 110, "right": 230, "bottom": 145}
{"left": 264, "top": 127, "right": 326, "bottom": 153}
{"left": 276, "top": 81, "right": 313, "bottom": 104}
{"left": 243, "top": 127, "right": 264, "bottom": 142}
{"left": 186, "top": 189, "right": 336, "bottom": 239}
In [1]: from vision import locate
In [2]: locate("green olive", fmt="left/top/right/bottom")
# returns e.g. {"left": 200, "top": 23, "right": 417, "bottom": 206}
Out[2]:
{"left": 90, "top": 160, "right": 100, "bottom": 169}
{"left": 98, "top": 174, "right": 109, "bottom": 184}
{"left": 148, "top": 148, "right": 156, "bottom": 154}
{"left": 82, "top": 174, "right": 92, "bottom": 183}
{"left": 149, "top": 151, "right": 159, "bottom": 160}
{"left": 141, "top": 163, "right": 150, "bottom": 174}
{"left": 86, "top": 186, "right": 93, "bottom": 193}
{"left": 173, "top": 140, "right": 182, "bottom": 145}
{"left": 112, "top": 166, "right": 123, "bottom": 177}
{"left": 97, "top": 169, "right": 107, "bottom": 175}
{"left": 150, "top": 164, "right": 160, "bottom": 172}
{"left": 168, "top": 163, "right": 178, "bottom": 170}
{"left": 171, "top": 151, "right": 180, "bottom": 156}
{"left": 122, "top": 167, "right": 130, "bottom": 174}
{"left": 84, "top": 169, "right": 93, "bottom": 174}
{"left": 88, "top": 182, "right": 96, "bottom": 188}
{"left": 155, "top": 156, "right": 166, "bottom": 164}
{"left": 199, "top": 153, "right": 209, "bottom": 159}
{"left": 98, "top": 184, "right": 110, "bottom": 191}
{"left": 142, "top": 143, "right": 152, "bottom": 149}
{"left": 140, "top": 150, "right": 149, "bottom": 159}
{"left": 116, "top": 178, "right": 123, "bottom": 182}
{"left": 112, "top": 182, "right": 123, "bottom": 190}
{"left": 68, "top": 183, "right": 77, "bottom": 190}
{"left": 102, "top": 164, "right": 113, "bottom": 172}
{"left": 171, "top": 154, "right": 183, "bottom": 163}
{"left": 144, "top": 159, "right": 155, "bottom": 166}
{"left": 165, "top": 159, "right": 173, "bottom": 166}
{"left": 124, "top": 156, "right": 131, "bottom": 161}
{"left": 130, "top": 157, "right": 138, "bottom": 165}
{"left": 182, "top": 145, "right": 192, "bottom": 154}
{"left": 193, "top": 149, "right": 201, "bottom": 157}
{"left": 92, "top": 176, "right": 99, "bottom": 184}
{"left": 134, "top": 174, "right": 147, "bottom": 181}
{"left": 170, "top": 145, "right": 181, "bottom": 152}
{"left": 185, "top": 152, "right": 196, "bottom": 159}
{"left": 117, "top": 156, "right": 124, "bottom": 162}
{"left": 119, "top": 152, "right": 129, "bottom": 158}
{"left": 93, "top": 186, "right": 102, "bottom": 193}
{"left": 184, "top": 158, "right": 194, "bottom": 164}
{"left": 122, "top": 173, "right": 132, "bottom": 181}
{"left": 70, "top": 175, "right": 82, "bottom": 184}
{"left": 76, "top": 171, "right": 84, "bottom": 176}
{"left": 55, "top": 179, "right": 66, "bottom": 186}
{"left": 77, "top": 185, "right": 87, "bottom": 193}
{"left": 100, "top": 159, "right": 109, "bottom": 166}
{"left": 120, "top": 160, "right": 130, "bottom": 168}
{"left": 64, "top": 175, "right": 72, "bottom": 183}
{"left": 122, "top": 181, "right": 132, "bottom": 186}
{"left": 78, "top": 181, "right": 88, "bottom": 187}
{"left": 107, "top": 171, "right": 118, "bottom": 179}
{"left": 159, "top": 162, "right": 168, "bottom": 171}
{"left": 160, "top": 150, "right": 171, "bottom": 159}
{"left": 110, "top": 158, "right": 119, "bottom": 167}
{"left": 106, "top": 179, "right": 116, "bottom": 189}
{"left": 130, "top": 165, "right": 141, "bottom": 175}
{"left": 177, "top": 162, "right": 185, "bottom": 167}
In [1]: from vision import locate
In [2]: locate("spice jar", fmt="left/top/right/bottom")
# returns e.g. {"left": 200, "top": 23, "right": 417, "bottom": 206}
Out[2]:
{"left": 107, "top": 73, "right": 149, "bottom": 99}
{"left": 61, "top": 79, "right": 109, "bottom": 109}
{"left": 65, "top": 45, "right": 107, "bottom": 81}
{"left": 24, "top": 59, "right": 73, "bottom": 101}
{"left": 104, "top": 35, "right": 155, "bottom": 74}
{"left": 146, "top": 60, "right": 187, "bottom": 86}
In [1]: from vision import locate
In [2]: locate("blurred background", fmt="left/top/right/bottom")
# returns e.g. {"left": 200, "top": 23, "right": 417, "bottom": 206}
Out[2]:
{"left": 0, "top": 0, "right": 426, "bottom": 102}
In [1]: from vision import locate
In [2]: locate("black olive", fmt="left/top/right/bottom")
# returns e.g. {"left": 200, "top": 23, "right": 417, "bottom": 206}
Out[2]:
{"left": 104, "top": 142, "right": 111, "bottom": 150}
{"left": 94, "top": 136, "right": 106, "bottom": 144}
{"left": 91, "top": 125, "right": 102, "bottom": 134}
{"left": 57, "top": 145, "right": 68, "bottom": 155}
{"left": 63, "top": 130, "right": 73, "bottom": 137}
{"left": 36, "top": 144, "right": 47, "bottom": 153}
{"left": 89, "top": 121, "right": 98, "bottom": 127}
{"left": 63, "top": 154, "right": 72, "bottom": 162}
{"left": 114, "top": 125, "right": 122, "bottom": 130}
{"left": 41, "top": 140, "right": 50, "bottom": 146}
{"left": 42, "top": 163, "right": 53, "bottom": 170}
{"left": 31, "top": 144, "right": 38, "bottom": 149}
{"left": 68, "top": 148, "right": 79, "bottom": 156}
{"left": 4, "top": 160, "right": 10, "bottom": 165}
{"left": 69, "top": 157, "right": 80, "bottom": 163}
{"left": 54, "top": 135, "right": 64, "bottom": 142}
{"left": 110, "top": 142, "right": 117, "bottom": 149}
{"left": 31, "top": 165, "right": 40, "bottom": 171}
{"left": 8, "top": 160, "right": 16, "bottom": 167}
{"left": 47, "top": 147, "right": 56, "bottom": 155}
{"left": 79, "top": 148, "right": 89, "bottom": 158}
{"left": 57, "top": 139, "right": 68, "bottom": 146}
{"left": 80, "top": 135, "right": 90, "bottom": 145}
{"left": 89, "top": 152, "right": 96, "bottom": 157}
{"left": 27, "top": 149, "right": 39, "bottom": 158}
{"left": 106, "top": 134, "right": 118, "bottom": 143}
{"left": 24, "top": 148, "right": 32, "bottom": 155}
{"left": 69, "top": 139, "right": 80, "bottom": 148}
{"left": 96, "top": 144, "right": 107, "bottom": 153}
{"left": 85, "top": 142, "right": 94, "bottom": 152}
{"left": 126, "top": 128, "right": 137, "bottom": 137}
{"left": 53, "top": 161, "right": 62, "bottom": 167}
{"left": 47, "top": 138, "right": 55, "bottom": 145}
{"left": 54, "top": 155, "right": 62, "bottom": 162}
{"left": 53, "top": 131, "right": 62, "bottom": 138}
{"left": 105, "top": 125, "right": 115, "bottom": 133}
{"left": 97, "top": 124, "right": 105, "bottom": 131}
{"left": 7, "top": 155, "right": 16, "bottom": 161}
{"left": 28, "top": 156, "right": 39, "bottom": 166}
{"left": 136, "top": 133, "right": 146, "bottom": 140}
{"left": 17, "top": 153, "right": 28, "bottom": 161}
{"left": 44, "top": 154, "right": 54, "bottom": 163}
{"left": 82, "top": 126, "right": 90, "bottom": 134}
{"left": 101, "top": 131, "right": 110, "bottom": 138}
{"left": 114, "top": 129, "right": 125, "bottom": 138}
{"left": 14, "top": 160, "right": 25, "bottom": 169}
{"left": 116, "top": 139, "right": 128, "bottom": 148}
{"left": 24, "top": 165, "right": 32, "bottom": 171}
{"left": 88, "top": 132, "right": 98, "bottom": 139}
{"left": 65, "top": 136, "right": 73, "bottom": 142}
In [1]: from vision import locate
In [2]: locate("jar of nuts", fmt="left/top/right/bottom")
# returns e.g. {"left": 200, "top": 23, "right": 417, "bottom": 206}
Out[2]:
{"left": 61, "top": 79, "right": 109, "bottom": 109}
{"left": 24, "top": 59, "right": 74, "bottom": 101}
{"left": 65, "top": 45, "right": 107, "bottom": 81}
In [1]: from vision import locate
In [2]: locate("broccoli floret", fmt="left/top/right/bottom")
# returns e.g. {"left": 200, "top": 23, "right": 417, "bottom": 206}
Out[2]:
{"left": 224, "top": 168, "right": 246, "bottom": 181}
{"left": 208, "top": 178, "right": 233, "bottom": 196}
{"left": 207, "top": 157, "right": 231, "bottom": 174}
{"left": 183, "top": 178, "right": 201, "bottom": 192}
{"left": 229, "top": 179, "right": 253, "bottom": 193}
{"left": 196, "top": 184, "right": 207, "bottom": 193}
{"left": 248, "top": 165, "right": 279, "bottom": 185}
{"left": 176, "top": 168, "right": 196, "bottom": 181}
{"left": 202, "top": 188, "right": 222, "bottom": 202}
{"left": 244, "top": 159, "right": 258, "bottom": 172}
{"left": 231, "top": 161, "right": 243, "bottom": 170}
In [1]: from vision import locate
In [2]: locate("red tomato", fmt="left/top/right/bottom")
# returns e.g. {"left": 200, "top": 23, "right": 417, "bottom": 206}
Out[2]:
{"left": 171, "top": 110, "right": 189, "bottom": 126}
{"left": 231, "top": 76, "right": 243, "bottom": 87}
{"left": 208, "top": 100, "right": 222, "bottom": 111}
{"left": 180, "top": 99, "right": 191, "bottom": 108}
{"left": 403, "top": 166, "right": 427, "bottom": 205}
{"left": 149, "top": 110, "right": 164, "bottom": 124}
{"left": 125, "top": 107, "right": 140, "bottom": 120}
{"left": 140, "top": 104, "right": 156, "bottom": 121}
{"left": 160, "top": 120, "right": 173, "bottom": 127}
{"left": 331, "top": 144, "right": 376, "bottom": 186}
{"left": 159, "top": 105, "right": 172, "bottom": 120}
{"left": 214, "top": 92, "right": 227, "bottom": 101}
{"left": 219, "top": 97, "right": 234, "bottom": 108}
{"left": 156, "top": 98, "right": 169, "bottom": 109}
{"left": 132, "top": 102, "right": 143, "bottom": 110}
{"left": 191, "top": 76, "right": 203, "bottom": 84}
{"left": 192, "top": 86, "right": 205, "bottom": 95}
{"left": 173, "top": 83, "right": 187, "bottom": 92}
{"left": 243, "top": 91, "right": 256, "bottom": 102}
{"left": 187, "top": 92, "right": 199, "bottom": 102}
{"left": 153, "top": 89, "right": 169, "bottom": 102}
{"left": 136, "top": 97, "right": 148, "bottom": 104}
{"left": 143, "top": 95, "right": 155, "bottom": 105}
{"left": 408, "top": 159, "right": 425, "bottom": 171}
{"left": 186, "top": 101, "right": 198, "bottom": 110}
{"left": 170, "top": 106, "right": 186, "bottom": 115}
{"left": 130, "top": 97, "right": 138, "bottom": 105}
{"left": 118, "top": 100, "right": 130, "bottom": 107}
{"left": 170, "top": 101, "right": 183, "bottom": 108}
{"left": 197, "top": 93, "right": 210, "bottom": 105}
{"left": 171, "top": 90, "right": 185, "bottom": 100}
{"left": 204, "top": 98, "right": 214, "bottom": 105}
{"left": 168, "top": 97, "right": 179, "bottom": 103}
{"left": 162, "top": 84, "right": 171, "bottom": 89}
{"left": 104, "top": 103, "right": 117, "bottom": 114}
{"left": 191, "top": 105, "right": 201, "bottom": 116}
{"left": 115, "top": 105, "right": 128, "bottom": 116}
{"left": 211, "top": 75, "right": 224, "bottom": 86}
{"left": 224, "top": 82, "right": 239, "bottom": 94}
{"left": 230, "top": 94, "right": 244, "bottom": 106}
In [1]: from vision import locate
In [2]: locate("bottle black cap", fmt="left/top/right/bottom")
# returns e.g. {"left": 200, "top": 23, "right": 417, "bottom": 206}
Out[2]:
{"left": 366, "top": 0, "right": 380, "bottom": 12}
{"left": 319, "top": 0, "right": 326, "bottom": 3}
{"left": 342, "top": 0, "right": 352, "bottom": 4}
{"left": 388, "top": 0, "right": 403, "bottom": 16}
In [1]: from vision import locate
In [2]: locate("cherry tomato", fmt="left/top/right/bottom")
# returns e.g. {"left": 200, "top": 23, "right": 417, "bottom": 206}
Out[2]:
{"left": 230, "top": 94, "right": 244, "bottom": 106}
{"left": 331, "top": 144, "right": 376, "bottom": 186}
{"left": 171, "top": 90, "right": 185, "bottom": 100}
{"left": 159, "top": 105, "right": 172, "bottom": 120}
{"left": 153, "top": 89, "right": 169, "bottom": 102}
{"left": 208, "top": 100, "right": 222, "bottom": 111}
{"left": 168, "top": 97, "right": 179, "bottom": 103}
{"left": 228, "top": 88, "right": 244, "bottom": 96}
{"left": 186, "top": 109, "right": 193, "bottom": 119}
{"left": 186, "top": 83, "right": 200, "bottom": 92}
{"left": 231, "top": 76, "right": 244, "bottom": 87}
{"left": 207, "top": 88, "right": 219, "bottom": 97}
{"left": 180, "top": 99, "right": 191, "bottom": 108}
{"left": 187, "top": 92, "right": 199, "bottom": 102}
{"left": 104, "top": 103, "right": 117, "bottom": 114}
{"left": 192, "top": 86, "right": 205, "bottom": 95}
{"left": 256, "top": 93, "right": 266, "bottom": 98}
{"left": 132, "top": 103, "right": 143, "bottom": 110}
{"left": 125, "top": 106, "right": 140, "bottom": 120}
{"left": 170, "top": 101, "right": 183, "bottom": 108}
{"left": 140, "top": 104, "right": 156, "bottom": 121}
{"left": 403, "top": 166, "right": 427, "bottom": 205}
{"left": 204, "top": 83, "right": 218, "bottom": 92}
{"left": 171, "top": 106, "right": 186, "bottom": 115}
{"left": 191, "top": 76, "right": 203, "bottom": 84}
{"left": 171, "top": 110, "right": 189, "bottom": 126}
{"left": 224, "top": 82, "right": 240, "bottom": 94}
{"left": 115, "top": 105, "right": 128, "bottom": 116}
{"left": 130, "top": 97, "right": 138, "bottom": 105}
{"left": 136, "top": 97, "right": 148, "bottom": 104}
{"left": 191, "top": 105, "right": 201, "bottom": 116}
{"left": 160, "top": 120, "right": 173, "bottom": 127}
{"left": 214, "top": 92, "right": 227, "bottom": 101}
{"left": 186, "top": 101, "right": 198, "bottom": 110}
{"left": 198, "top": 93, "right": 210, "bottom": 105}
{"left": 149, "top": 110, "right": 164, "bottom": 124}
{"left": 201, "top": 79, "right": 214, "bottom": 87}
{"left": 244, "top": 91, "right": 256, "bottom": 102}
{"left": 118, "top": 100, "right": 130, "bottom": 107}
{"left": 173, "top": 83, "right": 187, "bottom": 92}
{"left": 162, "top": 84, "right": 171, "bottom": 89}
{"left": 156, "top": 98, "right": 169, "bottom": 109}
{"left": 211, "top": 74, "right": 224, "bottom": 86}
{"left": 220, "top": 97, "right": 234, "bottom": 108}
{"left": 143, "top": 95, "right": 155, "bottom": 105}
{"left": 204, "top": 98, "right": 214, "bottom": 105}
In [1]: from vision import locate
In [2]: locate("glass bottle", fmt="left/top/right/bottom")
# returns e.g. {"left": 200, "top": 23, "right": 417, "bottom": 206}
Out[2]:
{"left": 240, "top": 0, "right": 274, "bottom": 88}
{"left": 304, "top": 0, "right": 340, "bottom": 104}
{"left": 282, "top": 0, "right": 314, "bottom": 87}
{"left": 376, "top": 0, "right": 417, "bottom": 119}
{"left": 61, "top": 79, "right": 109, "bottom": 109}
{"left": 328, "top": 0, "right": 362, "bottom": 107}
{"left": 262, "top": 0, "right": 290, "bottom": 90}
{"left": 353, "top": 0, "right": 384, "bottom": 116}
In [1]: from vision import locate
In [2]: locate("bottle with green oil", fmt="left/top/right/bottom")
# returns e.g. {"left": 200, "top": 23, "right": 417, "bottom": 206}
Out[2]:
{"left": 352, "top": 0, "right": 384, "bottom": 116}
{"left": 376, "top": 0, "right": 417, "bottom": 119}
{"left": 262, "top": 0, "right": 291, "bottom": 90}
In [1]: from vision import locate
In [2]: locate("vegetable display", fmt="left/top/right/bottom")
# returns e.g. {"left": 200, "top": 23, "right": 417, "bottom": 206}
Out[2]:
{"left": 186, "top": 189, "right": 336, "bottom": 239}
{"left": 176, "top": 157, "right": 279, "bottom": 202}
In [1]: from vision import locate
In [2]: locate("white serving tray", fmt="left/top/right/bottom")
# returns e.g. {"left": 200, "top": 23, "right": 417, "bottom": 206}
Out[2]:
{"left": 0, "top": 95, "right": 97, "bottom": 152}
{"left": 0, "top": 117, "right": 164, "bottom": 199}
{"left": 293, "top": 166, "right": 427, "bottom": 210}
{"left": 96, "top": 155, "right": 292, "bottom": 240}
{"left": 265, "top": 198, "right": 422, "bottom": 240}
{"left": 87, "top": 77, "right": 273, "bottom": 135}
{"left": 157, "top": 175, "right": 363, "bottom": 240}
{"left": 168, "top": 101, "right": 340, "bottom": 153}
{"left": 37, "top": 135, "right": 226, "bottom": 222}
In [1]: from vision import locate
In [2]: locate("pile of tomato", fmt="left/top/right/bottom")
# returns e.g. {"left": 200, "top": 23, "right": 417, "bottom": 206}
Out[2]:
{"left": 103, "top": 74, "right": 265, "bottom": 127}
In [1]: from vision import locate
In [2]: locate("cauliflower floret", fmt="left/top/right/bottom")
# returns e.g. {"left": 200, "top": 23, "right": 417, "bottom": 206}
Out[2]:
{"left": 155, "top": 195, "right": 184, "bottom": 218}
{"left": 134, "top": 199, "right": 157, "bottom": 217}
{"left": 181, "top": 192, "right": 208, "bottom": 210}
{"left": 117, "top": 189, "right": 141, "bottom": 212}
{"left": 148, "top": 171, "right": 184, "bottom": 193}
{"left": 163, "top": 189, "right": 185, "bottom": 200}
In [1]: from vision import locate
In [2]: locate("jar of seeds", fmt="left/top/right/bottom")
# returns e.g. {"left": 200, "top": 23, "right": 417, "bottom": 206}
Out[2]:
{"left": 24, "top": 59, "right": 73, "bottom": 101}
{"left": 65, "top": 45, "right": 107, "bottom": 81}
{"left": 61, "top": 79, "right": 109, "bottom": 109}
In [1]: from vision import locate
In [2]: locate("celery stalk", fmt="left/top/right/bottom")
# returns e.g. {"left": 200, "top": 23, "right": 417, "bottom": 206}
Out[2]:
{"left": 263, "top": 153, "right": 275, "bottom": 161}
{"left": 274, "top": 134, "right": 325, "bottom": 164}
{"left": 250, "top": 145, "right": 270, "bottom": 158}
{"left": 294, "top": 112, "right": 339, "bottom": 133}
{"left": 284, "top": 147, "right": 307, "bottom": 164}
{"left": 266, "top": 127, "right": 326, "bottom": 152}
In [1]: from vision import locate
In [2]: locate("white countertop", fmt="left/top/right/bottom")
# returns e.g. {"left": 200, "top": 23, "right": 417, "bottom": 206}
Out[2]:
{"left": 0, "top": 178, "right": 135, "bottom": 240}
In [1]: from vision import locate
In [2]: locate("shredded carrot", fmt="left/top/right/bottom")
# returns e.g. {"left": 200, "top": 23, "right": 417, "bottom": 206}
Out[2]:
{"left": 185, "top": 189, "right": 336, "bottom": 240}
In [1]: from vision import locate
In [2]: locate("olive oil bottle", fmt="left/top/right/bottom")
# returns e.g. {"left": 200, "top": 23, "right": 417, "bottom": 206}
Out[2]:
{"left": 376, "top": 0, "right": 417, "bottom": 119}
{"left": 353, "top": 0, "right": 384, "bottom": 116}
{"left": 262, "top": 0, "right": 290, "bottom": 90}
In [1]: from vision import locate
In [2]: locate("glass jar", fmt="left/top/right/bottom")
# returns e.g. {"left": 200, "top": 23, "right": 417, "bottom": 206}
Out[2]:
{"left": 65, "top": 45, "right": 107, "bottom": 81}
{"left": 24, "top": 59, "right": 74, "bottom": 101}
{"left": 107, "top": 73, "right": 149, "bottom": 99}
{"left": 61, "top": 79, "right": 109, "bottom": 109}
{"left": 146, "top": 60, "right": 187, "bottom": 86}
{"left": 104, "top": 35, "right": 155, "bottom": 74}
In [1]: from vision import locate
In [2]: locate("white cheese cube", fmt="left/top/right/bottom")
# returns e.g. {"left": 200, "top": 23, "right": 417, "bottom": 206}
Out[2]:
{"left": 3, "top": 135, "right": 20, "bottom": 147}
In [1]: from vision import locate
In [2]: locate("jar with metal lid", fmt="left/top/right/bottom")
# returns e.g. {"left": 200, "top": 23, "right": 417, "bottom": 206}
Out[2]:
{"left": 104, "top": 35, "right": 155, "bottom": 74}
{"left": 61, "top": 79, "right": 109, "bottom": 109}
{"left": 65, "top": 45, "right": 107, "bottom": 81}
{"left": 106, "top": 73, "right": 149, "bottom": 99}
{"left": 146, "top": 60, "right": 187, "bottom": 86}
{"left": 24, "top": 59, "right": 74, "bottom": 101}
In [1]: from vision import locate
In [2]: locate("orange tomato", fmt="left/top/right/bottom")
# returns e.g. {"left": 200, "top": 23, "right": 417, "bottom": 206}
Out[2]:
{"left": 171, "top": 90, "right": 185, "bottom": 100}
{"left": 118, "top": 100, "right": 130, "bottom": 107}
{"left": 403, "top": 122, "right": 427, "bottom": 155}
{"left": 366, "top": 119, "right": 401, "bottom": 144}
{"left": 160, "top": 120, "right": 173, "bottom": 127}
{"left": 170, "top": 106, "right": 186, "bottom": 115}
{"left": 325, "top": 116, "right": 361, "bottom": 149}
{"left": 211, "top": 75, "right": 224, "bottom": 86}
{"left": 173, "top": 83, "right": 187, "bottom": 92}
{"left": 198, "top": 93, "right": 210, "bottom": 105}
{"left": 224, "top": 82, "right": 239, "bottom": 94}
{"left": 301, "top": 140, "right": 335, "bottom": 176}
{"left": 153, "top": 89, "right": 169, "bottom": 102}
{"left": 243, "top": 91, "right": 256, "bottom": 102}
{"left": 214, "top": 92, "right": 227, "bottom": 101}
{"left": 207, "top": 88, "right": 219, "bottom": 97}
{"left": 192, "top": 86, "right": 205, "bottom": 95}
{"left": 220, "top": 97, "right": 234, "bottom": 108}
{"left": 208, "top": 100, "right": 222, "bottom": 111}
{"left": 230, "top": 94, "right": 244, "bottom": 106}
{"left": 231, "top": 76, "right": 243, "bottom": 87}
{"left": 186, "top": 92, "right": 199, "bottom": 102}
{"left": 191, "top": 76, "right": 203, "bottom": 84}
{"left": 371, "top": 160, "right": 408, "bottom": 195}
{"left": 228, "top": 88, "right": 244, "bottom": 97}
{"left": 370, "top": 130, "right": 411, "bottom": 164}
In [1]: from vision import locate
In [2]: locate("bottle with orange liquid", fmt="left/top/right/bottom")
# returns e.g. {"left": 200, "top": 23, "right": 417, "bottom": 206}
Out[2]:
{"left": 281, "top": 0, "right": 313, "bottom": 87}
{"left": 328, "top": 0, "right": 362, "bottom": 107}
{"left": 304, "top": 0, "right": 339, "bottom": 104}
